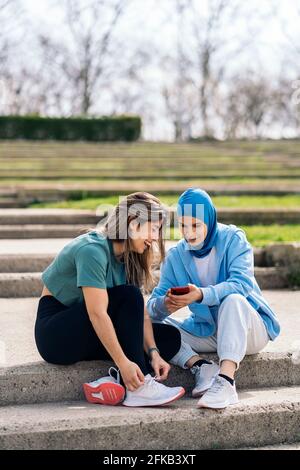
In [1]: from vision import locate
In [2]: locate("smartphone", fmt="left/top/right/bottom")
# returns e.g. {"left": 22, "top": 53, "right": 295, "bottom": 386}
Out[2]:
{"left": 170, "top": 286, "right": 190, "bottom": 295}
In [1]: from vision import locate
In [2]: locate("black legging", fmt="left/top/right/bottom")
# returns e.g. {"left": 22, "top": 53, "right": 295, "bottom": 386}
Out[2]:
{"left": 35, "top": 284, "right": 181, "bottom": 377}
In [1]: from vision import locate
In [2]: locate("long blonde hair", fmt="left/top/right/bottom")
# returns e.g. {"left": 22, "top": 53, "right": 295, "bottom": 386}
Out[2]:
{"left": 95, "top": 192, "right": 167, "bottom": 291}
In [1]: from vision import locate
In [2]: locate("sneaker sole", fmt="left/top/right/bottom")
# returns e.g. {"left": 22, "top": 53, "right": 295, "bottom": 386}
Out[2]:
{"left": 122, "top": 387, "right": 186, "bottom": 407}
{"left": 192, "top": 381, "right": 214, "bottom": 398}
{"left": 197, "top": 396, "right": 239, "bottom": 409}
{"left": 83, "top": 382, "right": 125, "bottom": 406}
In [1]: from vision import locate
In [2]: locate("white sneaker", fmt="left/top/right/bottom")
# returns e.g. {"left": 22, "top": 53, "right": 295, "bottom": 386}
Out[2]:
{"left": 83, "top": 367, "right": 125, "bottom": 406}
{"left": 122, "top": 374, "right": 185, "bottom": 407}
{"left": 191, "top": 362, "right": 220, "bottom": 397}
{"left": 197, "top": 375, "right": 239, "bottom": 409}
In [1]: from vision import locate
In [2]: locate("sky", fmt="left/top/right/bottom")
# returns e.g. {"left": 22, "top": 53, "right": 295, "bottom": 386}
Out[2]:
{"left": 10, "top": 0, "right": 300, "bottom": 139}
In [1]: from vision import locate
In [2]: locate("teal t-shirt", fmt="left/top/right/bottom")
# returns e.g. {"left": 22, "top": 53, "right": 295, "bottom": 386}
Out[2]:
{"left": 41, "top": 230, "right": 126, "bottom": 306}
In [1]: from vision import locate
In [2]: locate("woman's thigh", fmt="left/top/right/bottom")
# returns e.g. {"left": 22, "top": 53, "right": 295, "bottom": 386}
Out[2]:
{"left": 180, "top": 328, "right": 217, "bottom": 353}
{"left": 152, "top": 323, "right": 182, "bottom": 360}
{"left": 35, "top": 297, "right": 110, "bottom": 364}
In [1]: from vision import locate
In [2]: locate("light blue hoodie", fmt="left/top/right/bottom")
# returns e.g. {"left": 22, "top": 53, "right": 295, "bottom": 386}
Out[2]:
{"left": 147, "top": 223, "right": 280, "bottom": 340}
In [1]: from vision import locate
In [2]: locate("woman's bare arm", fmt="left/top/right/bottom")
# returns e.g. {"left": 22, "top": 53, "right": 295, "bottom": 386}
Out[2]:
{"left": 82, "top": 286, "right": 144, "bottom": 390}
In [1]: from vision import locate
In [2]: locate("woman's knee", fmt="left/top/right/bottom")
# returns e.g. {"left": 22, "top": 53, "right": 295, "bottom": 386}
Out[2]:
{"left": 108, "top": 284, "right": 144, "bottom": 319}
{"left": 109, "top": 284, "right": 143, "bottom": 302}
{"left": 118, "top": 284, "right": 144, "bottom": 308}
{"left": 39, "top": 350, "right": 77, "bottom": 366}
{"left": 153, "top": 323, "right": 182, "bottom": 358}
{"left": 219, "top": 293, "right": 248, "bottom": 312}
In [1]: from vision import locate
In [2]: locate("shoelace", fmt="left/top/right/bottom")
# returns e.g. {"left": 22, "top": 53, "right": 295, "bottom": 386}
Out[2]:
{"left": 144, "top": 375, "right": 165, "bottom": 396}
{"left": 108, "top": 366, "right": 120, "bottom": 384}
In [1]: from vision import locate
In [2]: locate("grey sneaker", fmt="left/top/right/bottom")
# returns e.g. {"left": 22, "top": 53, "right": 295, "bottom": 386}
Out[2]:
{"left": 190, "top": 362, "right": 220, "bottom": 397}
{"left": 122, "top": 374, "right": 185, "bottom": 407}
{"left": 197, "top": 375, "right": 239, "bottom": 409}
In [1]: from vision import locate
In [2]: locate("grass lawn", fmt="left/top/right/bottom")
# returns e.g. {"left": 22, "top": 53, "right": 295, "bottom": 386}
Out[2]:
{"left": 1, "top": 139, "right": 300, "bottom": 181}
{"left": 170, "top": 225, "right": 300, "bottom": 247}
{"left": 240, "top": 225, "right": 300, "bottom": 246}
{"left": 29, "top": 194, "right": 300, "bottom": 209}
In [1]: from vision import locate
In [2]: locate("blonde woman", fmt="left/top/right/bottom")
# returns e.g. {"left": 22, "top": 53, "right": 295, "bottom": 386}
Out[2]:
{"left": 35, "top": 192, "right": 185, "bottom": 407}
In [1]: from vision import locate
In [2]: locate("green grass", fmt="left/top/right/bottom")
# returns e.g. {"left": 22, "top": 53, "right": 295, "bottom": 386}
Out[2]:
{"left": 1, "top": 178, "right": 298, "bottom": 189}
{"left": 1, "top": 139, "right": 300, "bottom": 181}
{"left": 240, "top": 225, "right": 300, "bottom": 246}
{"left": 29, "top": 194, "right": 300, "bottom": 209}
{"left": 171, "top": 225, "right": 300, "bottom": 247}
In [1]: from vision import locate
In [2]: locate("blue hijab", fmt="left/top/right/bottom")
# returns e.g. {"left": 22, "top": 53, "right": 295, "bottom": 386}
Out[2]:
{"left": 177, "top": 188, "right": 218, "bottom": 258}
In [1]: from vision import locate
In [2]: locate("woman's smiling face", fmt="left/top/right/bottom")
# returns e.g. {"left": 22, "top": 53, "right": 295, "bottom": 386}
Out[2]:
{"left": 178, "top": 216, "right": 208, "bottom": 246}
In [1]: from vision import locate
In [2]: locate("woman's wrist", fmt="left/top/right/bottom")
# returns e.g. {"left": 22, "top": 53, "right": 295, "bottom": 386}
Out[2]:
{"left": 196, "top": 288, "right": 203, "bottom": 302}
{"left": 116, "top": 355, "right": 129, "bottom": 368}
{"left": 148, "top": 347, "right": 160, "bottom": 358}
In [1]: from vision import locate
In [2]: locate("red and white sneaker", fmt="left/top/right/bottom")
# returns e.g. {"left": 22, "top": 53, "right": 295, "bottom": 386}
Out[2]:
{"left": 83, "top": 367, "right": 125, "bottom": 406}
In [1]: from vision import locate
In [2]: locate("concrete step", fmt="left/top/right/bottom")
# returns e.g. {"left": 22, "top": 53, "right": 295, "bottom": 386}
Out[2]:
{"left": 0, "top": 291, "right": 299, "bottom": 449}
{"left": 0, "top": 249, "right": 265, "bottom": 273}
{"left": 251, "top": 267, "right": 290, "bottom": 289}
{"left": 0, "top": 273, "right": 42, "bottom": 297}
{"left": 0, "top": 208, "right": 300, "bottom": 228}
{"left": 0, "top": 199, "right": 24, "bottom": 209}
{"left": 0, "top": 267, "right": 290, "bottom": 298}
{"left": 0, "top": 225, "right": 92, "bottom": 239}
{"left": 1, "top": 352, "right": 299, "bottom": 407}
{"left": 0, "top": 386, "right": 300, "bottom": 449}
{"left": 0, "top": 209, "right": 100, "bottom": 225}
{"left": 241, "top": 442, "right": 300, "bottom": 449}
{"left": 0, "top": 291, "right": 299, "bottom": 406}
{"left": 0, "top": 254, "right": 54, "bottom": 273}
{"left": 0, "top": 238, "right": 72, "bottom": 255}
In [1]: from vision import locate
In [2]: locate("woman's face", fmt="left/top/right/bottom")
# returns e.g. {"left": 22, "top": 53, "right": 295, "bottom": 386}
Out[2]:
{"left": 129, "top": 220, "right": 161, "bottom": 254}
{"left": 179, "top": 216, "right": 208, "bottom": 246}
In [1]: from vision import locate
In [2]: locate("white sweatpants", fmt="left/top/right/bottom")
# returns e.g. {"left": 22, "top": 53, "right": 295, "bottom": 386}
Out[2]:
{"left": 166, "top": 293, "right": 269, "bottom": 369}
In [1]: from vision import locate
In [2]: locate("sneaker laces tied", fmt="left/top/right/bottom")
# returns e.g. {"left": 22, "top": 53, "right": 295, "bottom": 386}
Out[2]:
{"left": 145, "top": 375, "right": 165, "bottom": 396}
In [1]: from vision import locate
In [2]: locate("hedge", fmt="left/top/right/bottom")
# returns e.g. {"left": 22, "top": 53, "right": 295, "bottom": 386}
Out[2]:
{"left": 0, "top": 115, "right": 141, "bottom": 141}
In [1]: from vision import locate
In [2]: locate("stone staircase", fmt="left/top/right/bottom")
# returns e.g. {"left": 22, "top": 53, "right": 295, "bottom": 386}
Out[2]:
{"left": 0, "top": 190, "right": 25, "bottom": 209}
{"left": 0, "top": 208, "right": 300, "bottom": 240}
{"left": 0, "top": 243, "right": 291, "bottom": 298}
{"left": 0, "top": 291, "right": 300, "bottom": 449}
{"left": 0, "top": 208, "right": 295, "bottom": 297}
{"left": 0, "top": 208, "right": 300, "bottom": 449}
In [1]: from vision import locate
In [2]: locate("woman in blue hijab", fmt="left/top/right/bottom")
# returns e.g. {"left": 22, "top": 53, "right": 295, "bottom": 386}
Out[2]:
{"left": 147, "top": 188, "right": 280, "bottom": 409}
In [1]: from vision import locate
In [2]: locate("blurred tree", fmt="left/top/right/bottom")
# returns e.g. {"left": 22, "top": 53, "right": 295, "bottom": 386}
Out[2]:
{"left": 0, "top": 0, "right": 25, "bottom": 114}
{"left": 221, "top": 75, "right": 299, "bottom": 139}
{"left": 161, "top": 0, "right": 248, "bottom": 140}
{"left": 38, "top": 0, "right": 128, "bottom": 115}
{"left": 0, "top": 0, "right": 13, "bottom": 66}
{"left": 161, "top": 0, "right": 198, "bottom": 141}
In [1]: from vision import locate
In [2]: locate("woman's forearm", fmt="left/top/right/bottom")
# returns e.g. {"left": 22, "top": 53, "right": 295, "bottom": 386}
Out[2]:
{"left": 89, "top": 311, "right": 128, "bottom": 368}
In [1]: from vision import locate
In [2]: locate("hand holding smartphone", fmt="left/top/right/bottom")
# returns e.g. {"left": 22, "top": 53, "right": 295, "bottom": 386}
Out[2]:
{"left": 170, "top": 286, "right": 190, "bottom": 295}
